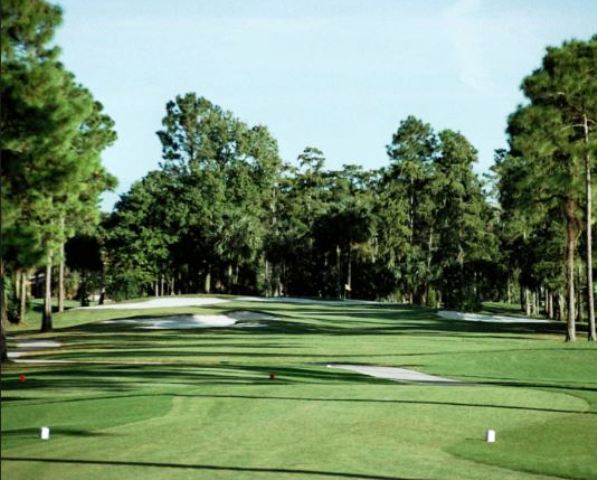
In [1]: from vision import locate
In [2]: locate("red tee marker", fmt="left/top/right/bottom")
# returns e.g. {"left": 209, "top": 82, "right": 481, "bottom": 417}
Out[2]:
{"left": 269, "top": 372, "right": 276, "bottom": 380}
{"left": 19, "top": 374, "right": 26, "bottom": 383}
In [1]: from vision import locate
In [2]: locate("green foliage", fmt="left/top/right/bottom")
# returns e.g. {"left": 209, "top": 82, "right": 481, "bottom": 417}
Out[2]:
{"left": 1, "top": 0, "right": 116, "bottom": 327}
{"left": 106, "top": 102, "right": 497, "bottom": 306}
{"left": 495, "top": 35, "right": 596, "bottom": 337}
{"left": 378, "top": 117, "right": 497, "bottom": 308}
{"left": 105, "top": 270, "right": 147, "bottom": 302}
{"left": 104, "top": 94, "right": 282, "bottom": 298}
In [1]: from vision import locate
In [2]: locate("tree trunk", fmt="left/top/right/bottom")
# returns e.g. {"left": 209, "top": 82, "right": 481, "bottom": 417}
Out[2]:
{"left": 227, "top": 264, "right": 233, "bottom": 293}
{"left": 160, "top": 274, "right": 165, "bottom": 297}
{"left": 564, "top": 198, "right": 579, "bottom": 341}
{"left": 19, "top": 270, "right": 28, "bottom": 323}
{"left": 80, "top": 271, "right": 89, "bottom": 307}
{"left": 280, "top": 262, "right": 286, "bottom": 297}
{"left": 273, "top": 262, "right": 280, "bottom": 297}
{"left": 336, "top": 244, "right": 342, "bottom": 299}
{"left": 0, "top": 318, "right": 7, "bottom": 362}
{"left": 58, "top": 242, "right": 65, "bottom": 313}
{"left": 576, "top": 262, "right": 583, "bottom": 323}
{"left": 524, "top": 288, "right": 531, "bottom": 317}
{"left": 547, "top": 291, "right": 554, "bottom": 319}
{"left": 41, "top": 258, "right": 53, "bottom": 332}
{"left": 265, "top": 259, "right": 270, "bottom": 297}
{"left": 346, "top": 243, "right": 352, "bottom": 299}
{"left": 1, "top": 257, "right": 9, "bottom": 361}
{"left": 204, "top": 267, "right": 211, "bottom": 294}
{"left": 583, "top": 114, "right": 596, "bottom": 341}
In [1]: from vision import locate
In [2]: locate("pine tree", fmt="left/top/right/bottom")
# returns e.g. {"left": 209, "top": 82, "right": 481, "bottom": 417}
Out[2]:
{"left": 503, "top": 36, "right": 596, "bottom": 341}
{"left": 382, "top": 116, "right": 437, "bottom": 303}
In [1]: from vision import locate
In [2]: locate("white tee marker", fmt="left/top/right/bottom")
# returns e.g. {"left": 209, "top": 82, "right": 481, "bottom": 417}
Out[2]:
{"left": 40, "top": 427, "right": 50, "bottom": 440}
{"left": 486, "top": 429, "right": 496, "bottom": 443}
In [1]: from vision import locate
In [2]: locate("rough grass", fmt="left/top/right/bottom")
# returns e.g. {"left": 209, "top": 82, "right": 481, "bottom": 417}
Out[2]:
{"left": 2, "top": 296, "right": 596, "bottom": 480}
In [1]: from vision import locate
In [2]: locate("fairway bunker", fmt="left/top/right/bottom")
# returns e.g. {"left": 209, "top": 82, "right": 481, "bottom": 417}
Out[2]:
{"left": 236, "top": 296, "right": 380, "bottom": 305}
{"left": 7, "top": 340, "right": 62, "bottom": 358}
{"left": 86, "top": 296, "right": 230, "bottom": 310}
{"left": 102, "top": 311, "right": 278, "bottom": 330}
{"left": 84, "top": 295, "right": 381, "bottom": 311}
{"left": 7, "top": 339, "right": 66, "bottom": 363}
{"left": 437, "top": 310, "right": 553, "bottom": 324}
{"left": 327, "top": 364, "right": 457, "bottom": 384}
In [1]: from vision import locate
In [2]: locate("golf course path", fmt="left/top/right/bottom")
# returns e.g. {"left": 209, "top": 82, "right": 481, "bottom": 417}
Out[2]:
{"left": 328, "top": 364, "right": 457, "bottom": 384}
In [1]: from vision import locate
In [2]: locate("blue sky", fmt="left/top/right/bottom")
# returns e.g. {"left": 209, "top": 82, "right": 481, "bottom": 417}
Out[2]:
{"left": 54, "top": 0, "right": 597, "bottom": 211}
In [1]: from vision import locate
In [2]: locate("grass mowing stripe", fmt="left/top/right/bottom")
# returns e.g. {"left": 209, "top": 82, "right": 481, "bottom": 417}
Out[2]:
{"left": 2, "top": 297, "right": 596, "bottom": 480}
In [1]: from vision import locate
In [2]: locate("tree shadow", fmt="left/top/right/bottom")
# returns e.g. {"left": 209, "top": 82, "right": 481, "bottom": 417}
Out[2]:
{"left": 0, "top": 456, "right": 425, "bottom": 480}
{"left": 2, "top": 427, "right": 118, "bottom": 438}
{"left": 10, "top": 390, "right": 593, "bottom": 416}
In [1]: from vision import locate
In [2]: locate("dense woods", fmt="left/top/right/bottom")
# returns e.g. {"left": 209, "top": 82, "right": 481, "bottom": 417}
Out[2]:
{"left": 102, "top": 106, "right": 499, "bottom": 311}
{"left": 0, "top": 0, "right": 595, "bottom": 352}
{"left": 1, "top": 0, "right": 116, "bottom": 358}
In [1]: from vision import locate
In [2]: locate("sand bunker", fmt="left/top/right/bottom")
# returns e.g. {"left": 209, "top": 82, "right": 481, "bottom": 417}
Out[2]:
{"left": 86, "top": 296, "right": 230, "bottom": 310}
{"left": 328, "top": 364, "right": 456, "bottom": 384}
{"left": 84, "top": 295, "right": 381, "bottom": 310}
{"left": 7, "top": 339, "right": 62, "bottom": 360}
{"left": 236, "top": 296, "right": 379, "bottom": 305}
{"left": 438, "top": 310, "right": 553, "bottom": 324}
{"left": 102, "top": 311, "right": 278, "bottom": 330}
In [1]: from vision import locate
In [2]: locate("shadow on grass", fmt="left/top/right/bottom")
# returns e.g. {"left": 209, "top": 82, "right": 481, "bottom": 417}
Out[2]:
{"left": 177, "top": 392, "right": 596, "bottom": 415}
{"left": 2, "top": 427, "right": 118, "bottom": 438}
{"left": 0, "top": 363, "right": 394, "bottom": 392}
{"left": 1, "top": 457, "right": 423, "bottom": 480}
{"left": 3, "top": 388, "right": 594, "bottom": 416}
{"left": 11, "top": 301, "right": 580, "bottom": 341}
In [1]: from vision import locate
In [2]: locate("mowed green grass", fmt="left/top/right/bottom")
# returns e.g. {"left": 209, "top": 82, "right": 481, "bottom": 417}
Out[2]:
{"left": 1, "top": 297, "right": 596, "bottom": 480}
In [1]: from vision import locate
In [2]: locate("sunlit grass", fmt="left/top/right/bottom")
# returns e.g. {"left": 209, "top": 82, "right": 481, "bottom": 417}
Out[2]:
{"left": 2, "top": 296, "right": 596, "bottom": 480}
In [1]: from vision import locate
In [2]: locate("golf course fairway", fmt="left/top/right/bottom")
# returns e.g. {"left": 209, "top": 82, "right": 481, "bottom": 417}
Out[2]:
{"left": 2, "top": 297, "right": 596, "bottom": 480}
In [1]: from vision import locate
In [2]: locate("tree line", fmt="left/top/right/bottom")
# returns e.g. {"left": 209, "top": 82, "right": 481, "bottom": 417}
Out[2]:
{"left": 0, "top": 0, "right": 594, "bottom": 357}
{"left": 90, "top": 35, "right": 597, "bottom": 342}
{"left": 1, "top": 0, "right": 117, "bottom": 359}
{"left": 493, "top": 36, "right": 596, "bottom": 341}
{"left": 102, "top": 97, "right": 499, "bottom": 311}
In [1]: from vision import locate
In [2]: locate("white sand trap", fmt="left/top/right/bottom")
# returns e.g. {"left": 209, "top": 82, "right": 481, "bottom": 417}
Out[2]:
{"left": 8, "top": 339, "right": 62, "bottom": 360}
{"left": 15, "top": 340, "right": 61, "bottom": 349}
{"left": 85, "top": 295, "right": 378, "bottom": 310}
{"left": 236, "top": 296, "right": 379, "bottom": 305}
{"left": 328, "top": 364, "right": 456, "bottom": 383}
{"left": 438, "top": 310, "right": 553, "bottom": 324}
{"left": 85, "top": 296, "right": 230, "bottom": 310}
{"left": 102, "top": 311, "right": 278, "bottom": 330}
{"left": 9, "top": 358, "right": 73, "bottom": 364}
